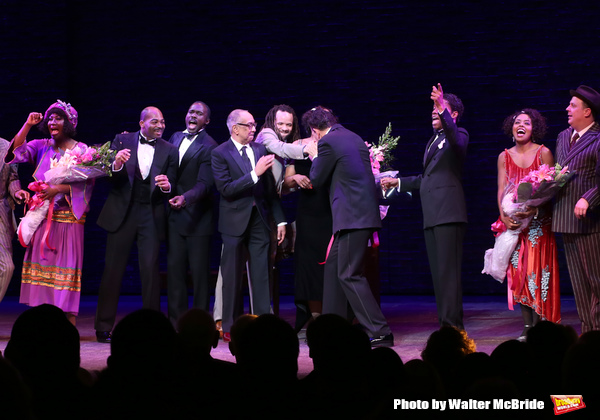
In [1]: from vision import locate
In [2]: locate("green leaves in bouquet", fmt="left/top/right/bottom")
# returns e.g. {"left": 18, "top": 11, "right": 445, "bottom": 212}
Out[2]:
{"left": 80, "top": 141, "right": 117, "bottom": 176}
{"left": 376, "top": 123, "right": 400, "bottom": 169}
{"left": 553, "top": 163, "right": 576, "bottom": 187}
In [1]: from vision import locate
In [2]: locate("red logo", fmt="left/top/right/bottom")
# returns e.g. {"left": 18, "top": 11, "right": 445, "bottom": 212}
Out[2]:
{"left": 551, "top": 395, "right": 585, "bottom": 415}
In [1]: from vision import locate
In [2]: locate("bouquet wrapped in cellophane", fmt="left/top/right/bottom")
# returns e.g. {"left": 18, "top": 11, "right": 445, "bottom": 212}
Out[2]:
{"left": 17, "top": 142, "right": 115, "bottom": 248}
{"left": 43, "top": 141, "right": 116, "bottom": 184}
{"left": 482, "top": 163, "right": 574, "bottom": 282}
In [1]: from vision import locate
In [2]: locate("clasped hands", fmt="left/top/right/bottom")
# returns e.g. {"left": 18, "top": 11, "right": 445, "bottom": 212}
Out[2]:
{"left": 380, "top": 177, "right": 399, "bottom": 193}
{"left": 501, "top": 206, "right": 537, "bottom": 230}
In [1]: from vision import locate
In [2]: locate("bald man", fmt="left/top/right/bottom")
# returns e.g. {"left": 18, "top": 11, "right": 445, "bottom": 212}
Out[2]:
{"left": 95, "top": 106, "right": 179, "bottom": 342}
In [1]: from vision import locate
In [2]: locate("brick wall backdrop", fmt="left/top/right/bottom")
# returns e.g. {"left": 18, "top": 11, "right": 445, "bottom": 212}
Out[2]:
{"left": 2, "top": 0, "right": 599, "bottom": 296}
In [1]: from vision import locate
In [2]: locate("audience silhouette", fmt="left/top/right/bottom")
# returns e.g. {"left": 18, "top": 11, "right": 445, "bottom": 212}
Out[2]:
{"left": 0, "top": 304, "right": 594, "bottom": 418}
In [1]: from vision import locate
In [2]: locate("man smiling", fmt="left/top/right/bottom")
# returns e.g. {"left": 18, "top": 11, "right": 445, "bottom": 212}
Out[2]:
{"left": 95, "top": 106, "right": 179, "bottom": 342}
{"left": 553, "top": 85, "right": 600, "bottom": 332}
{"left": 255, "top": 104, "right": 312, "bottom": 194}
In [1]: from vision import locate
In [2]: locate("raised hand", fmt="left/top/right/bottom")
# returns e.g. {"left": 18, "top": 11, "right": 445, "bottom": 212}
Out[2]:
{"left": 113, "top": 148, "right": 131, "bottom": 170}
{"left": 155, "top": 174, "right": 170, "bottom": 190}
{"left": 254, "top": 154, "right": 275, "bottom": 176}
{"left": 26, "top": 112, "right": 43, "bottom": 126}
{"left": 431, "top": 83, "right": 446, "bottom": 113}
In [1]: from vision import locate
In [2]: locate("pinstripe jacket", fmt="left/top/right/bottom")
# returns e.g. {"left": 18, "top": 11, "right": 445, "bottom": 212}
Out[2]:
{"left": 0, "top": 138, "right": 22, "bottom": 234}
{"left": 552, "top": 123, "right": 600, "bottom": 234}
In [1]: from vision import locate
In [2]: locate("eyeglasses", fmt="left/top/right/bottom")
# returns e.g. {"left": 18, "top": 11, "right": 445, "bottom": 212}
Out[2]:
{"left": 236, "top": 122, "right": 257, "bottom": 129}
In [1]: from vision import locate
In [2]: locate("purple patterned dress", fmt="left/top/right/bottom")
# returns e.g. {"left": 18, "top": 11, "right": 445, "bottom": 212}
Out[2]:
{"left": 9, "top": 139, "right": 94, "bottom": 315}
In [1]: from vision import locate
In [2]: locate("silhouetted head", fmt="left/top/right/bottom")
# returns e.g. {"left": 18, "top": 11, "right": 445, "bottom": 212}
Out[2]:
{"left": 4, "top": 304, "right": 80, "bottom": 381}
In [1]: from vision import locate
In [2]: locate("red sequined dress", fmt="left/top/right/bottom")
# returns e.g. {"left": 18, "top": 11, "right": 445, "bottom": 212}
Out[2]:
{"left": 502, "top": 146, "right": 561, "bottom": 323}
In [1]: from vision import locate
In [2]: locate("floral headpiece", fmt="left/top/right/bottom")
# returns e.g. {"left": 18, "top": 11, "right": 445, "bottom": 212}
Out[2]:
{"left": 45, "top": 99, "right": 78, "bottom": 128}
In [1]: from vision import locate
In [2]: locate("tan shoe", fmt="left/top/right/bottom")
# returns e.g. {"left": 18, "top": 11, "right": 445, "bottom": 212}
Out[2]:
{"left": 216, "top": 320, "right": 223, "bottom": 339}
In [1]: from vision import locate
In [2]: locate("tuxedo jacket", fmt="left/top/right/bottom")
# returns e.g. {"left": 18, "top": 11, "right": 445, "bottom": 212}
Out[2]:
{"left": 168, "top": 130, "right": 218, "bottom": 236}
{"left": 552, "top": 123, "right": 600, "bottom": 234}
{"left": 97, "top": 131, "right": 179, "bottom": 235}
{"left": 400, "top": 109, "right": 469, "bottom": 229}
{"left": 309, "top": 124, "right": 382, "bottom": 233}
{"left": 211, "top": 138, "right": 284, "bottom": 237}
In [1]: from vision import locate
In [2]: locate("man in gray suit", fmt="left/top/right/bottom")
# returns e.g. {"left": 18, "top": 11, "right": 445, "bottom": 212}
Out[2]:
{"left": 553, "top": 85, "right": 600, "bottom": 333}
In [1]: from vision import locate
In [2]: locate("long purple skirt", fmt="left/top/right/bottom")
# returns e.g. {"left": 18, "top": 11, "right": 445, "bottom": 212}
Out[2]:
{"left": 20, "top": 210, "right": 85, "bottom": 315}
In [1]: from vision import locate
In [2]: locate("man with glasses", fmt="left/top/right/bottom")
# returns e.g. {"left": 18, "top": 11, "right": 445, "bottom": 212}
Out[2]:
{"left": 211, "top": 109, "right": 286, "bottom": 341}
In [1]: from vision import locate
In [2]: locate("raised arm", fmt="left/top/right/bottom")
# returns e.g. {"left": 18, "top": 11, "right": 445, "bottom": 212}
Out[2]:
{"left": 5, "top": 112, "right": 43, "bottom": 163}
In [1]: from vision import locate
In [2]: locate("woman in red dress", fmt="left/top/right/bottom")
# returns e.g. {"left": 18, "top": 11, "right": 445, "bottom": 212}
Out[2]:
{"left": 496, "top": 109, "right": 561, "bottom": 340}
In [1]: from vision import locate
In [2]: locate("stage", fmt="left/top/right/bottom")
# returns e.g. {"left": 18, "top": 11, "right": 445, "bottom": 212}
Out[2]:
{"left": 0, "top": 294, "right": 580, "bottom": 377}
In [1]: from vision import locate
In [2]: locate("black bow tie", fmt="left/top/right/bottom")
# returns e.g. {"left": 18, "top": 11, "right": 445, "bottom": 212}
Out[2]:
{"left": 184, "top": 133, "right": 197, "bottom": 140}
{"left": 140, "top": 136, "right": 156, "bottom": 146}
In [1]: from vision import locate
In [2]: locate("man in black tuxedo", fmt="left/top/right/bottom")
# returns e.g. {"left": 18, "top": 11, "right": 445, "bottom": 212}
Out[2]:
{"left": 307, "top": 106, "right": 392, "bottom": 347}
{"left": 166, "top": 101, "right": 218, "bottom": 325}
{"left": 382, "top": 84, "right": 468, "bottom": 330}
{"left": 95, "top": 106, "right": 179, "bottom": 342}
{"left": 211, "top": 109, "right": 286, "bottom": 340}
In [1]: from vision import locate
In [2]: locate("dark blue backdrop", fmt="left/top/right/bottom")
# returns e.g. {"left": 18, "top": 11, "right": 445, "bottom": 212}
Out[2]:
{"left": 2, "top": 0, "right": 599, "bottom": 297}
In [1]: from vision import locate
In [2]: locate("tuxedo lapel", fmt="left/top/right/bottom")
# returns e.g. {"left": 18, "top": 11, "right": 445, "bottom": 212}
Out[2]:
{"left": 424, "top": 132, "right": 444, "bottom": 168}
{"left": 179, "top": 132, "right": 203, "bottom": 174}
{"left": 150, "top": 138, "right": 169, "bottom": 191}
{"left": 125, "top": 132, "right": 140, "bottom": 186}
{"left": 171, "top": 132, "right": 184, "bottom": 149}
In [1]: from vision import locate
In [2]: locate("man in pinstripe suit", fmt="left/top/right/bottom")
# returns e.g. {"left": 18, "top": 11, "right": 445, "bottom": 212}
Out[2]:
{"left": 553, "top": 85, "right": 600, "bottom": 333}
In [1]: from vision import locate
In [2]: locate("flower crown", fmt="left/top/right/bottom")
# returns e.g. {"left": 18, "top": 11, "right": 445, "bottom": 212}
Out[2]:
{"left": 45, "top": 99, "right": 78, "bottom": 128}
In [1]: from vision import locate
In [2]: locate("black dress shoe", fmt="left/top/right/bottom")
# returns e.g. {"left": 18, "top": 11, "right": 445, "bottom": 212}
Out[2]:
{"left": 96, "top": 331, "right": 112, "bottom": 343}
{"left": 370, "top": 333, "right": 394, "bottom": 348}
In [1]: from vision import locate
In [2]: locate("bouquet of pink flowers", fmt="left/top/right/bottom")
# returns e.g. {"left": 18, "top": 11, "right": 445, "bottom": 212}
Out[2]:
{"left": 366, "top": 123, "right": 400, "bottom": 177}
{"left": 17, "top": 142, "right": 115, "bottom": 248}
{"left": 44, "top": 141, "right": 116, "bottom": 184}
{"left": 482, "top": 163, "right": 574, "bottom": 282}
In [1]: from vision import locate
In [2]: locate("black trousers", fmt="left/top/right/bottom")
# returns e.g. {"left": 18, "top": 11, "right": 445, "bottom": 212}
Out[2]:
{"left": 424, "top": 222, "right": 466, "bottom": 330}
{"left": 322, "top": 228, "right": 391, "bottom": 338}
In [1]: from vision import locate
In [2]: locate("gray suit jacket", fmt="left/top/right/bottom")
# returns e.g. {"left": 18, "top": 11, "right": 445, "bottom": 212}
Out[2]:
{"left": 254, "top": 128, "right": 305, "bottom": 194}
{"left": 552, "top": 123, "right": 600, "bottom": 234}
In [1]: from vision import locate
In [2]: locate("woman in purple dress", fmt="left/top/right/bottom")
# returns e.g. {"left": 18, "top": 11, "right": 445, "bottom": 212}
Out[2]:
{"left": 6, "top": 101, "right": 93, "bottom": 325}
